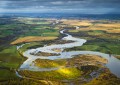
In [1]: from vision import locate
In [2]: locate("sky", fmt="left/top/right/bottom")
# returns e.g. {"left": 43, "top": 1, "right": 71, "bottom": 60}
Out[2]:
{"left": 0, "top": 0, "right": 120, "bottom": 14}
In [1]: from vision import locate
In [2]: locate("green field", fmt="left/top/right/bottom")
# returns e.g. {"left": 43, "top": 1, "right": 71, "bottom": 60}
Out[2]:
{"left": 0, "top": 17, "right": 61, "bottom": 84}
{"left": 0, "top": 17, "right": 120, "bottom": 85}
{"left": 19, "top": 67, "right": 82, "bottom": 80}
{"left": 66, "top": 30, "right": 120, "bottom": 55}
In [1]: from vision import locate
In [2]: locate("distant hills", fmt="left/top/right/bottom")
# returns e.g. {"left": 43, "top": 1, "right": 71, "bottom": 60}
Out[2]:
{"left": 0, "top": 13, "right": 120, "bottom": 20}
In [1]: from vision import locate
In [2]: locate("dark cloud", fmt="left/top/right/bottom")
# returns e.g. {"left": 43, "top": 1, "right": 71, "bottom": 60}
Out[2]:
{"left": 0, "top": 0, "right": 120, "bottom": 14}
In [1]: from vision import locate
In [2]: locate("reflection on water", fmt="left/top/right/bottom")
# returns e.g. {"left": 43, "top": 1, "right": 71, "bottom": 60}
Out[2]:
{"left": 19, "top": 30, "right": 120, "bottom": 78}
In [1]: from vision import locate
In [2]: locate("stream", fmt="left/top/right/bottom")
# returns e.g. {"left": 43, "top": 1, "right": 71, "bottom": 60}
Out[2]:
{"left": 18, "top": 30, "right": 120, "bottom": 78}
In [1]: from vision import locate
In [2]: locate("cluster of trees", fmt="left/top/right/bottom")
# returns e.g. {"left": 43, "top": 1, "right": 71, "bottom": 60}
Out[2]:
{"left": 85, "top": 70, "right": 120, "bottom": 85}
{"left": 0, "top": 78, "right": 47, "bottom": 85}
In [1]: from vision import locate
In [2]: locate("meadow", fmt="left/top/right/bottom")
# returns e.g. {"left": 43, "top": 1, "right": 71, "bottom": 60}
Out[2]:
{"left": 64, "top": 20, "right": 120, "bottom": 56}
{"left": 0, "top": 17, "right": 60, "bottom": 84}
{"left": 0, "top": 17, "right": 120, "bottom": 85}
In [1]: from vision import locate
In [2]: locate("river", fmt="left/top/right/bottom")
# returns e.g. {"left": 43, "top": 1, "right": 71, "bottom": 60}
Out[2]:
{"left": 18, "top": 30, "right": 120, "bottom": 78}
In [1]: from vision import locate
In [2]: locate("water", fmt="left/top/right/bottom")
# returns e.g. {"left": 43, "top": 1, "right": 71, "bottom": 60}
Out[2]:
{"left": 19, "top": 30, "right": 120, "bottom": 78}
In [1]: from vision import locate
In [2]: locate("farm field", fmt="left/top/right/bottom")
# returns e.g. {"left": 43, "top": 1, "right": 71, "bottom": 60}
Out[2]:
{"left": 0, "top": 17, "right": 120, "bottom": 85}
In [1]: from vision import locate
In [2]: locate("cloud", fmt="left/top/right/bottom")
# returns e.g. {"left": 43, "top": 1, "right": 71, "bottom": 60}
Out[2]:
{"left": 0, "top": 0, "right": 120, "bottom": 14}
{"left": 51, "top": 1, "right": 64, "bottom": 5}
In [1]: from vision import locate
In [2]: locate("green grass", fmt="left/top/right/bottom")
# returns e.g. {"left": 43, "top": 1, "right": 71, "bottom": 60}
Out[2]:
{"left": 0, "top": 24, "right": 20, "bottom": 30}
{"left": 34, "top": 26, "right": 51, "bottom": 29}
{"left": 0, "top": 20, "right": 59, "bottom": 38}
{"left": 42, "top": 32, "right": 59, "bottom": 36}
{"left": 19, "top": 28, "right": 59, "bottom": 37}
{"left": 65, "top": 42, "right": 120, "bottom": 55}
{"left": 67, "top": 29, "right": 120, "bottom": 55}
{"left": 0, "top": 45, "right": 26, "bottom": 80}
{"left": 84, "top": 70, "right": 120, "bottom": 85}
{"left": 0, "top": 46, "right": 25, "bottom": 69}
{"left": 19, "top": 67, "right": 82, "bottom": 80}
{"left": 0, "top": 69, "right": 18, "bottom": 80}
{"left": 19, "top": 42, "right": 43, "bottom": 53}
{"left": 69, "top": 30, "right": 79, "bottom": 33}
{"left": 34, "top": 59, "right": 66, "bottom": 68}
{"left": 0, "top": 30, "right": 13, "bottom": 37}
{"left": 0, "top": 18, "right": 119, "bottom": 84}
{"left": 0, "top": 24, "right": 15, "bottom": 37}
{"left": 0, "top": 18, "right": 60, "bottom": 69}
{"left": 88, "top": 30, "right": 105, "bottom": 35}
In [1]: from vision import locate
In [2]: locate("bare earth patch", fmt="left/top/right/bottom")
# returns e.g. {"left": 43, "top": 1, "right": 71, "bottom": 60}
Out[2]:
{"left": 30, "top": 52, "right": 60, "bottom": 56}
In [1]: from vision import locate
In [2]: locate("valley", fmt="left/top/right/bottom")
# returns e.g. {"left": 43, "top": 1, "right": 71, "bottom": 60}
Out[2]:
{"left": 0, "top": 17, "right": 120, "bottom": 85}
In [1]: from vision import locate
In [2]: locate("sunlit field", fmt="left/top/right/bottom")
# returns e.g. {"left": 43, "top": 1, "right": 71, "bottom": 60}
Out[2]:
{"left": 0, "top": 16, "right": 120, "bottom": 85}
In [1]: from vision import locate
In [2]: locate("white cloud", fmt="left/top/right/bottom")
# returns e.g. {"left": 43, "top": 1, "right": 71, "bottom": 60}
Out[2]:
{"left": 0, "top": 0, "right": 119, "bottom": 14}
{"left": 51, "top": 1, "right": 64, "bottom": 5}
{"left": 0, "top": 1, "right": 9, "bottom": 7}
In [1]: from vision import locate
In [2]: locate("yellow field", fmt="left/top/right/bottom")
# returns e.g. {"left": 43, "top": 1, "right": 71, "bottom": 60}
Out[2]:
{"left": 11, "top": 36, "right": 57, "bottom": 45}
{"left": 90, "top": 23, "right": 120, "bottom": 33}
{"left": 62, "top": 19, "right": 120, "bottom": 33}
{"left": 79, "top": 26, "right": 120, "bottom": 33}
{"left": 61, "top": 19, "right": 92, "bottom": 26}
{"left": 95, "top": 23, "right": 120, "bottom": 28}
